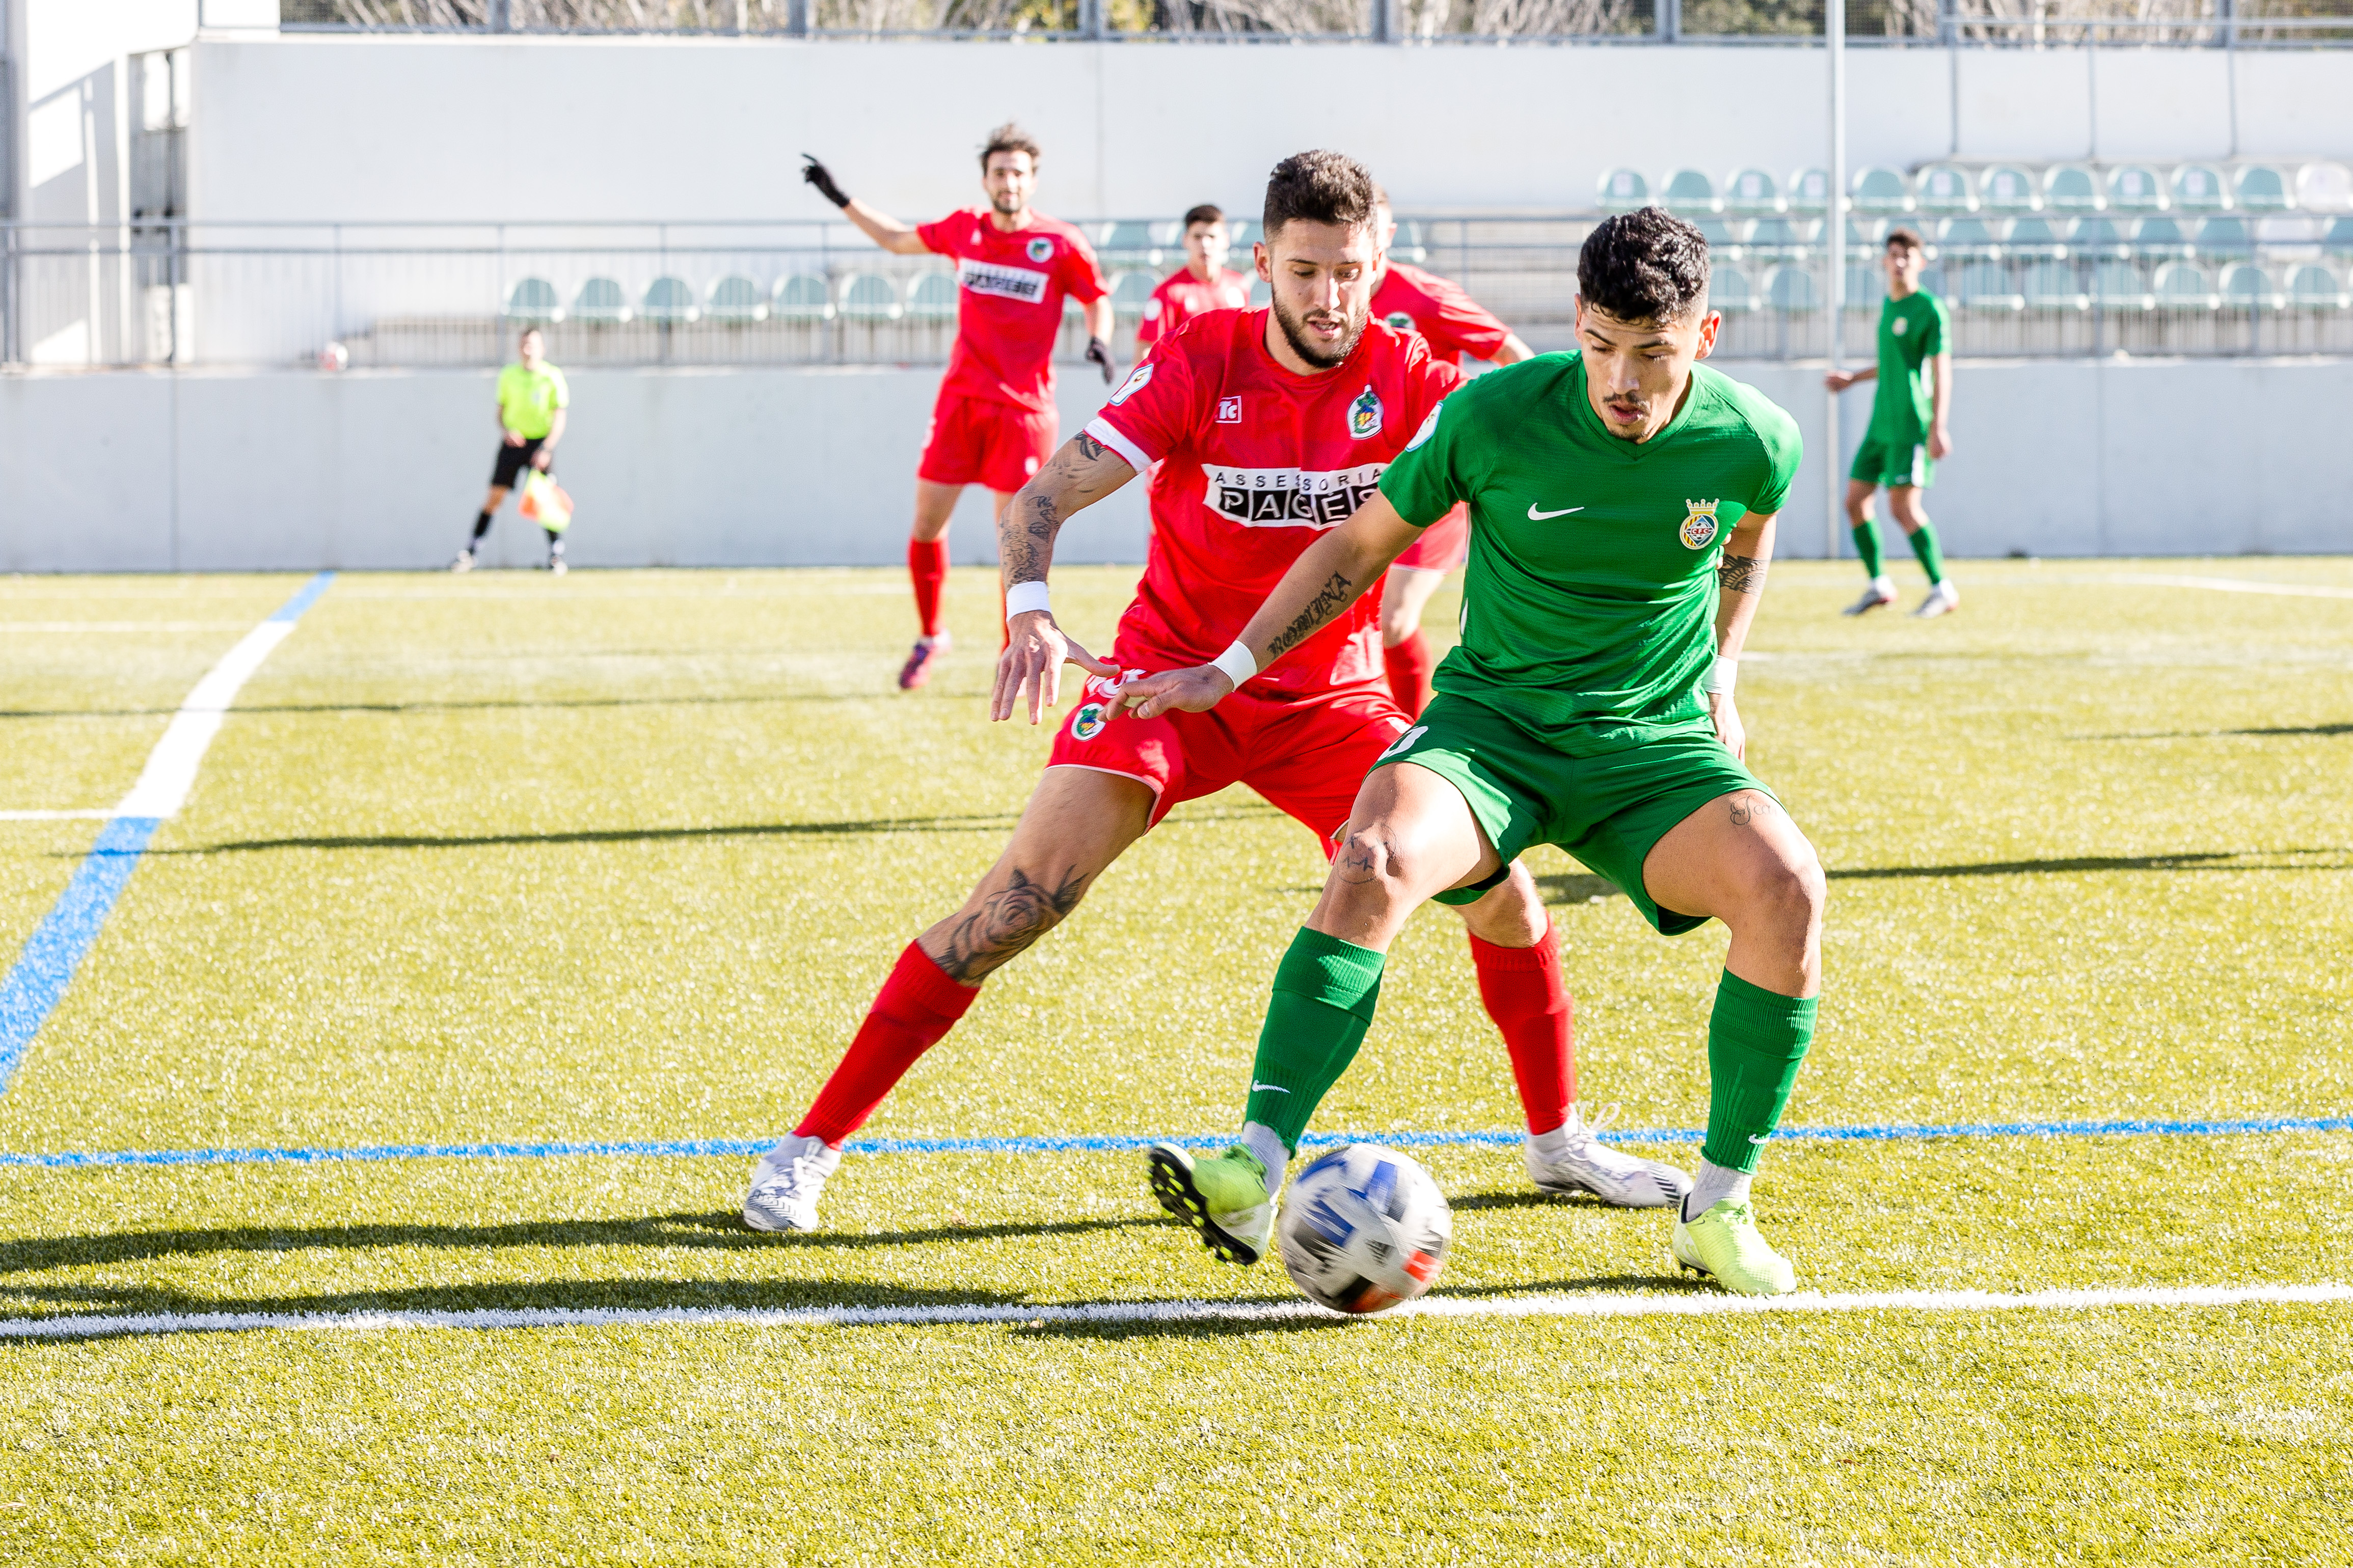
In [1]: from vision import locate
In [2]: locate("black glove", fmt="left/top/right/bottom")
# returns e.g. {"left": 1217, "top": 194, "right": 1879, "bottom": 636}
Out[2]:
{"left": 1086, "top": 336, "right": 1116, "bottom": 385}
{"left": 801, "top": 154, "right": 851, "bottom": 210}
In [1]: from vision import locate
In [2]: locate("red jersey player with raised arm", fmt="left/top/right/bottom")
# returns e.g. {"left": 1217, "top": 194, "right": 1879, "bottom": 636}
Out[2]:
{"left": 801, "top": 124, "right": 1116, "bottom": 690}
{"left": 1366, "top": 186, "right": 1536, "bottom": 716}
{"left": 742, "top": 151, "right": 1689, "bottom": 1236}
{"left": 1135, "top": 203, "right": 1251, "bottom": 356}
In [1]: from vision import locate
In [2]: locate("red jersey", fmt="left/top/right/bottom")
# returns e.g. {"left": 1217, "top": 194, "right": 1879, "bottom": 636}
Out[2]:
{"left": 916, "top": 209, "right": 1110, "bottom": 413}
{"left": 1369, "top": 261, "right": 1513, "bottom": 365}
{"left": 1136, "top": 266, "right": 1252, "bottom": 351}
{"left": 1085, "top": 309, "right": 1464, "bottom": 694}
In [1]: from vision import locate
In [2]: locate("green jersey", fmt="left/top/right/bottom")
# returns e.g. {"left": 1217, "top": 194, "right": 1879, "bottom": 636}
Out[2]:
{"left": 497, "top": 361, "right": 570, "bottom": 440}
{"left": 1377, "top": 352, "right": 1801, "bottom": 756}
{"left": 1869, "top": 290, "right": 1946, "bottom": 442}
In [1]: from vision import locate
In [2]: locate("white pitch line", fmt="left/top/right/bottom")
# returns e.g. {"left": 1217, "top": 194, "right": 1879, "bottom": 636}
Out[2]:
{"left": 2037, "top": 573, "right": 2353, "bottom": 600}
{"left": 5, "top": 1281, "right": 2346, "bottom": 1343}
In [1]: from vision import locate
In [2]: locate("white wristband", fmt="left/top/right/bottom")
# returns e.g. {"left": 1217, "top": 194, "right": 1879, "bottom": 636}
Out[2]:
{"left": 1702, "top": 655, "right": 1738, "bottom": 697}
{"left": 1005, "top": 581, "right": 1051, "bottom": 618}
{"left": 1210, "top": 640, "right": 1259, "bottom": 690}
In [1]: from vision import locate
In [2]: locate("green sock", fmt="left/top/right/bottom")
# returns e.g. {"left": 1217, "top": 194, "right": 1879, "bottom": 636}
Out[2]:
{"left": 1906, "top": 519, "right": 1945, "bottom": 585}
{"left": 1241, "top": 928, "right": 1386, "bottom": 1152}
{"left": 1701, "top": 971, "right": 1819, "bottom": 1174}
{"left": 1850, "top": 521, "right": 1885, "bottom": 577}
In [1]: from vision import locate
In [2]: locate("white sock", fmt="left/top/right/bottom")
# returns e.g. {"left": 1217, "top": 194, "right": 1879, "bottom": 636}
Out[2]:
{"left": 1871, "top": 574, "right": 1895, "bottom": 593}
{"left": 1682, "top": 1157, "right": 1752, "bottom": 1220}
{"left": 1240, "top": 1122, "right": 1288, "bottom": 1198}
{"left": 1527, "top": 1105, "right": 1586, "bottom": 1159}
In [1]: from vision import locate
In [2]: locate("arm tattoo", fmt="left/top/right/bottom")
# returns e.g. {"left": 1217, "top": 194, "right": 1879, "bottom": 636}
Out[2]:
{"left": 1076, "top": 432, "right": 1106, "bottom": 461}
{"left": 1727, "top": 793, "right": 1778, "bottom": 828}
{"left": 1266, "top": 571, "right": 1357, "bottom": 659}
{"left": 1717, "top": 553, "right": 1766, "bottom": 595}
{"left": 1002, "top": 493, "right": 1058, "bottom": 586}
{"left": 934, "top": 866, "right": 1091, "bottom": 982}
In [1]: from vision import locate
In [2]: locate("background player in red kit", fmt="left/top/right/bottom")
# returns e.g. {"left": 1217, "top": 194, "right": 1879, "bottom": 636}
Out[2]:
{"left": 1135, "top": 203, "right": 1251, "bottom": 356}
{"left": 743, "top": 151, "right": 1688, "bottom": 1234}
{"left": 802, "top": 125, "right": 1116, "bottom": 689}
{"left": 1366, "top": 187, "right": 1535, "bottom": 716}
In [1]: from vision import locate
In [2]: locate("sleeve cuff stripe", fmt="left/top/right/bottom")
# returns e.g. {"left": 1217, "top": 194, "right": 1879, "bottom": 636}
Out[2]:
{"left": 1084, "top": 418, "right": 1153, "bottom": 472}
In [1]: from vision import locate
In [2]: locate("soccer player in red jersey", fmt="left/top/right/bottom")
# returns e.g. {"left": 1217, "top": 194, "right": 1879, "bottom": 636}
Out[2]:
{"left": 1366, "top": 189, "right": 1536, "bottom": 717}
{"left": 1135, "top": 204, "right": 1251, "bottom": 356}
{"left": 801, "top": 124, "right": 1116, "bottom": 690}
{"left": 744, "top": 151, "right": 1688, "bottom": 1235}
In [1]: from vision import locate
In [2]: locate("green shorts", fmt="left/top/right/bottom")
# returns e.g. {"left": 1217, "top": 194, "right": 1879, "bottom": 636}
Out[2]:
{"left": 1851, "top": 428, "right": 1933, "bottom": 489}
{"left": 1376, "top": 694, "right": 1771, "bottom": 937}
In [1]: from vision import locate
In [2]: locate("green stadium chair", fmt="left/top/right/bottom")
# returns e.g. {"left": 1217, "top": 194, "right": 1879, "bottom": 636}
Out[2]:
{"left": 773, "top": 274, "right": 831, "bottom": 321}
{"left": 1226, "top": 218, "right": 1257, "bottom": 255}
{"left": 1847, "top": 217, "right": 1885, "bottom": 250}
{"left": 907, "top": 273, "right": 957, "bottom": 321}
{"left": 641, "top": 277, "right": 698, "bottom": 325}
{"left": 2323, "top": 217, "right": 2353, "bottom": 257}
{"left": 1787, "top": 168, "right": 1831, "bottom": 215}
{"left": 2071, "top": 217, "right": 2129, "bottom": 259}
{"left": 502, "top": 277, "right": 563, "bottom": 325}
{"left": 1598, "top": 169, "right": 1651, "bottom": 211}
{"left": 1098, "top": 222, "right": 1161, "bottom": 268}
{"left": 1663, "top": 169, "right": 1720, "bottom": 213}
{"left": 2296, "top": 162, "right": 2353, "bottom": 214}
{"left": 2195, "top": 216, "right": 2253, "bottom": 259}
{"left": 1843, "top": 262, "right": 1885, "bottom": 310}
{"left": 2106, "top": 165, "right": 2167, "bottom": 213}
{"left": 2024, "top": 262, "right": 2088, "bottom": 311}
{"left": 2287, "top": 263, "right": 2349, "bottom": 309}
{"left": 705, "top": 276, "right": 767, "bottom": 324}
{"left": 2233, "top": 166, "right": 2294, "bottom": 212}
{"left": 1764, "top": 265, "right": 1816, "bottom": 311}
{"left": 2007, "top": 216, "right": 2067, "bottom": 259}
{"left": 1711, "top": 266, "right": 1756, "bottom": 313}
{"left": 1692, "top": 216, "right": 1742, "bottom": 259}
{"left": 2092, "top": 261, "right": 2154, "bottom": 312}
{"left": 1851, "top": 167, "right": 1912, "bottom": 216}
{"left": 2153, "top": 262, "right": 2219, "bottom": 311}
{"left": 2172, "top": 163, "right": 2230, "bottom": 212}
{"left": 1936, "top": 217, "right": 1998, "bottom": 259}
{"left": 2132, "top": 215, "right": 2190, "bottom": 259}
{"left": 839, "top": 273, "right": 901, "bottom": 322}
{"left": 573, "top": 277, "right": 632, "bottom": 326}
{"left": 1956, "top": 261, "right": 2023, "bottom": 312}
{"left": 1248, "top": 275, "right": 1271, "bottom": 308}
{"left": 2220, "top": 263, "right": 2284, "bottom": 310}
{"left": 1724, "top": 168, "right": 1782, "bottom": 215}
{"left": 1391, "top": 220, "right": 1427, "bottom": 266}
{"left": 1108, "top": 271, "right": 1155, "bottom": 319}
{"left": 1746, "top": 216, "right": 1801, "bottom": 259}
{"left": 1978, "top": 164, "right": 2039, "bottom": 214}
{"left": 1916, "top": 163, "right": 1977, "bottom": 216}
{"left": 2042, "top": 165, "right": 2102, "bottom": 214}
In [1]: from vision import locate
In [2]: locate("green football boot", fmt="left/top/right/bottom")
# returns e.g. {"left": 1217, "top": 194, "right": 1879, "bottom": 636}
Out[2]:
{"left": 1671, "top": 1198, "right": 1798, "bottom": 1296}
{"left": 1148, "top": 1142, "right": 1275, "bottom": 1266}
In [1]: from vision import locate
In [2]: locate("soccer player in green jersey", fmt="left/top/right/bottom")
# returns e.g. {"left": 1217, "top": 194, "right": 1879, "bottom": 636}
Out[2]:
{"left": 1827, "top": 227, "right": 1958, "bottom": 618}
{"left": 1122, "top": 208, "right": 1827, "bottom": 1297}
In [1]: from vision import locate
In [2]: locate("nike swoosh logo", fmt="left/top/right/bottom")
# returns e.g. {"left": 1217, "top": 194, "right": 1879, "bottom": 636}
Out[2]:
{"left": 1250, "top": 1082, "right": 1289, "bottom": 1095}
{"left": 1528, "top": 504, "right": 1584, "bottom": 520}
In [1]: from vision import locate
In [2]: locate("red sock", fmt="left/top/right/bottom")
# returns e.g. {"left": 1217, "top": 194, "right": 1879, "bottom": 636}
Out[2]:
{"left": 1470, "top": 920, "right": 1574, "bottom": 1135}
{"left": 908, "top": 538, "right": 949, "bottom": 638}
{"left": 1383, "top": 631, "right": 1434, "bottom": 717}
{"left": 795, "top": 942, "right": 980, "bottom": 1146}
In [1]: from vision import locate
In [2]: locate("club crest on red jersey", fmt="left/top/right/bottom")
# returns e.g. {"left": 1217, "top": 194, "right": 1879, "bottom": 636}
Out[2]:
{"left": 1680, "top": 499, "right": 1722, "bottom": 549}
{"left": 1026, "top": 236, "right": 1056, "bottom": 264}
{"left": 1348, "top": 386, "right": 1384, "bottom": 440}
{"left": 1217, "top": 396, "right": 1242, "bottom": 424}
{"left": 1383, "top": 310, "right": 1416, "bottom": 333}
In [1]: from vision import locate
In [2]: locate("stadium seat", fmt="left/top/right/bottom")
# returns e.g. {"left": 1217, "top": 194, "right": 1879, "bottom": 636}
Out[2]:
{"left": 1248, "top": 276, "right": 1271, "bottom": 307}
{"left": 2287, "top": 263, "right": 2349, "bottom": 309}
{"left": 2220, "top": 262, "right": 2284, "bottom": 310}
{"left": 2106, "top": 165, "right": 2168, "bottom": 213}
{"left": 1846, "top": 217, "right": 1885, "bottom": 250}
{"left": 1746, "top": 216, "right": 1802, "bottom": 259}
{"left": 2092, "top": 261, "right": 2154, "bottom": 312}
{"left": 1764, "top": 265, "right": 1816, "bottom": 311}
{"left": 2007, "top": 216, "right": 2068, "bottom": 259}
{"left": 1098, "top": 222, "right": 1161, "bottom": 268}
{"left": 907, "top": 273, "right": 957, "bottom": 321}
{"left": 1787, "top": 168, "right": 1831, "bottom": 214}
{"left": 1711, "top": 266, "right": 1756, "bottom": 312}
{"left": 774, "top": 274, "right": 831, "bottom": 321}
{"left": 2324, "top": 216, "right": 2353, "bottom": 256}
{"left": 1851, "top": 167, "right": 1912, "bottom": 215}
{"left": 2233, "top": 166, "right": 2294, "bottom": 212}
{"left": 2195, "top": 216, "right": 2253, "bottom": 259}
{"left": 502, "top": 277, "right": 564, "bottom": 324}
{"left": 1936, "top": 217, "right": 1998, "bottom": 259}
{"left": 1692, "top": 216, "right": 1741, "bottom": 258}
{"left": 1108, "top": 271, "right": 1155, "bottom": 319}
{"left": 839, "top": 273, "right": 901, "bottom": 322}
{"left": 2172, "top": 164, "right": 2231, "bottom": 212}
{"left": 641, "top": 277, "right": 698, "bottom": 324}
{"left": 2043, "top": 165, "right": 2102, "bottom": 214}
{"left": 1599, "top": 169, "right": 1651, "bottom": 211}
{"left": 1391, "top": 220, "right": 1428, "bottom": 265}
{"left": 2133, "top": 215, "right": 2190, "bottom": 258}
{"left": 1724, "top": 168, "right": 1782, "bottom": 215}
{"left": 573, "top": 277, "right": 632, "bottom": 326}
{"left": 1917, "top": 263, "right": 1948, "bottom": 297}
{"left": 2071, "top": 217, "right": 2129, "bottom": 259}
{"left": 1915, "top": 163, "right": 1977, "bottom": 216}
{"left": 2296, "top": 161, "right": 2353, "bottom": 213}
{"left": 2023, "top": 262, "right": 2088, "bottom": 311}
{"left": 1843, "top": 262, "right": 1884, "bottom": 310}
{"left": 1663, "top": 169, "right": 1719, "bottom": 213}
{"left": 705, "top": 276, "right": 767, "bottom": 324}
{"left": 1955, "top": 261, "right": 2023, "bottom": 311}
{"left": 1226, "top": 218, "right": 1257, "bottom": 255}
{"left": 2153, "top": 262, "right": 2219, "bottom": 310}
{"left": 1978, "top": 164, "right": 2039, "bottom": 214}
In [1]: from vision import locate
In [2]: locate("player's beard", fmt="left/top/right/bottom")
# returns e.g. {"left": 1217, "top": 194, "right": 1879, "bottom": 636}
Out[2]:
{"left": 989, "top": 189, "right": 1027, "bottom": 221}
{"left": 1271, "top": 291, "right": 1367, "bottom": 370}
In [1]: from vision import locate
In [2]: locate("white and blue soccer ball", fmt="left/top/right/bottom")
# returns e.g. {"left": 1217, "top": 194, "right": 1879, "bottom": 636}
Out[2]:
{"left": 1277, "top": 1143, "right": 1453, "bottom": 1315}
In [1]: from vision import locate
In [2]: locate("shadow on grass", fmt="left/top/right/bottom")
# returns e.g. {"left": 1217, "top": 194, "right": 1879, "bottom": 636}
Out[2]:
{"left": 1826, "top": 848, "right": 2349, "bottom": 879}
{"left": 1537, "top": 872, "right": 1624, "bottom": 904}
{"left": 143, "top": 815, "right": 1022, "bottom": 856}
{"left": 2078, "top": 723, "right": 2353, "bottom": 740}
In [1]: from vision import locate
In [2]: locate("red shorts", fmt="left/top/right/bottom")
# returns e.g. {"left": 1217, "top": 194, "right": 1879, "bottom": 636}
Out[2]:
{"left": 1047, "top": 671, "right": 1413, "bottom": 849}
{"left": 1394, "top": 504, "right": 1469, "bottom": 571}
{"left": 917, "top": 392, "right": 1057, "bottom": 495}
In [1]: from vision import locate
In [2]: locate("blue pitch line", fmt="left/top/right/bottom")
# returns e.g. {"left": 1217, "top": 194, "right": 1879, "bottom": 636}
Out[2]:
{"left": 0, "top": 572, "right": 334, "bottom": 1097}
{"left": 3, "top": 1113, "right": 2346, "bottom": 1171}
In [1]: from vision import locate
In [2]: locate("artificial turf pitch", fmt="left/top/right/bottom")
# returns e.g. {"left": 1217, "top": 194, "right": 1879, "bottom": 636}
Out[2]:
{"left": 2, "top": 560, "right": 2347, "bottom": 1564}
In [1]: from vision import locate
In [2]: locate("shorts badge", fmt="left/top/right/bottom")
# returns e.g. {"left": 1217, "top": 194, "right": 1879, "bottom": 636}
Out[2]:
{"left": 1026, "top": 236, "right": 1056, "bottom": 264}
{"left": 1679, "top": 499, "right": 1722, "bottom": 550}
{"left": 1348, "top": 385, "right": 1384, "bottom": 440}
{"left": 1070, "top": 702, "right": 1109, "bottom": 741}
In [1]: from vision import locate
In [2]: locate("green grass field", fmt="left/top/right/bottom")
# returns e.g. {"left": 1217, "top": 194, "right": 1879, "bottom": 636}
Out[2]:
{"left": 3, "top": 560, "right": 2348, "bottom": 1564}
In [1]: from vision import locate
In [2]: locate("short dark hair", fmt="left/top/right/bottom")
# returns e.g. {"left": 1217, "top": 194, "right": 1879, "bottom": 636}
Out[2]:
{"left": 1183, "top": 203, "right": 1225, "bottom": 230}
{"left": 1577, "top": 208, "right": 1712, "bottom": 325}
{"left": 1885, "top": 226, "right": 1926, "bottom": 255}
{"left": 1263, "top": 151, "right": 1376, "bottom": 242}
{"left": 981, "top": 122, "right": 1041, "bottom": 171}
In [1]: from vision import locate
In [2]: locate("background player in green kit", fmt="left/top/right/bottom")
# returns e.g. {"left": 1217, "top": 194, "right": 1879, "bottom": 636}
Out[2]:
{"left": 1123, "top": 208, "right": 1827, "bottom": 1297}
{"left": 1827, "top": 227, "right": 1958, "bottom": 618}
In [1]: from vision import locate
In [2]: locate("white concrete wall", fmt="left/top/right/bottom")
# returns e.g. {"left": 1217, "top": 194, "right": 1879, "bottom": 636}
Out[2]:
{"left": 4, "top": 357, "right": 2347, "bottom": 573}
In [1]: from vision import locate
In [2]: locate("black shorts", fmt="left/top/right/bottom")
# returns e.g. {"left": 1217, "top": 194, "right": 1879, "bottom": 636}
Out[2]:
{"left": 491, "top": 437, "right": 548, "bottom": 488}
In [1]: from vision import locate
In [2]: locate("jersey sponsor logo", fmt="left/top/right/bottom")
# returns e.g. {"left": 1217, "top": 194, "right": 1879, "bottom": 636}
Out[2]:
{"left": 1025, "top": 236, "right": 1056, "bottom": 264}
{"left": 1070, "top": 701, "right": 1110, "bottom": 741}
{"left": 1203, "top": 462, "right": 1388, "bottom": 529}
{"left": 1107, "top": 362, "right": 1154, "bottom": 406}
{"left": 1404, "top": 404, "right": 1441, "bottom": 451}
{"left": 1378, "top": 723, "right": 1428, "bottom": 761}
{"left": 956, "top": 256, "right": 1050, "bottom": 305}
{"left": 1527, "top": 503, "right": 1583, "bottom": 520}
{"left": 1680, "top": 499, "right": 1722, "bottom": 550}
{"left": 1348, "top": 386, "right": 1384, "bottom": 440}
{"left": 1383, "top": 310, "right": 1416, "bottom": 333}
{"left": 1216, "top": 396, "right": 1242, "bottom": 424}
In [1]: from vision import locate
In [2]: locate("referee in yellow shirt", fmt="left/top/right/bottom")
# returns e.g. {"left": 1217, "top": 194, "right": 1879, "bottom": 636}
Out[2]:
{"left": 453, "top": 327, "right": 571, "bottom": 573}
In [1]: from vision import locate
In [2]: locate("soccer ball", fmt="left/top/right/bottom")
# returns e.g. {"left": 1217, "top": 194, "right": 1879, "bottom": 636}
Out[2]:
{"left": 1276, "top": 1143, "right": 1452, "bottom": 1315}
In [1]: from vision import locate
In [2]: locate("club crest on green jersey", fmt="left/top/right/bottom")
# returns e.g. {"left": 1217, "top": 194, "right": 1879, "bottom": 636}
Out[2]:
{"left": 1348, "top": 386, "right": 1384, "bottom": 440}
{"left": 1680, "top": 499, "right": 1722, "bottom": 549}
{"left": 1070, "top": 702, "right": 1109, "bottom": 741}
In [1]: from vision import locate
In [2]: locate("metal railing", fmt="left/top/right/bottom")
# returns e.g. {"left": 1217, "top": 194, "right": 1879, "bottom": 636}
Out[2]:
{"left": 9, "top": 216, "right": 2353, "bottom": 370}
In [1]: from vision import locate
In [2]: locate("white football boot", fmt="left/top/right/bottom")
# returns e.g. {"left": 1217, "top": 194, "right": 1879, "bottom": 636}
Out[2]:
{"left": 1842, "top": 576, "right": 1897, "bottom": 616}
{"left": 1912, "top": 580, "right": 1961, "bottom": 618}
{"left": 1525, "top": 1105, "right": 1693, "bottom": 1209}
{"left": 742, "top": 1132, "right": 843, "bottom": 1233}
